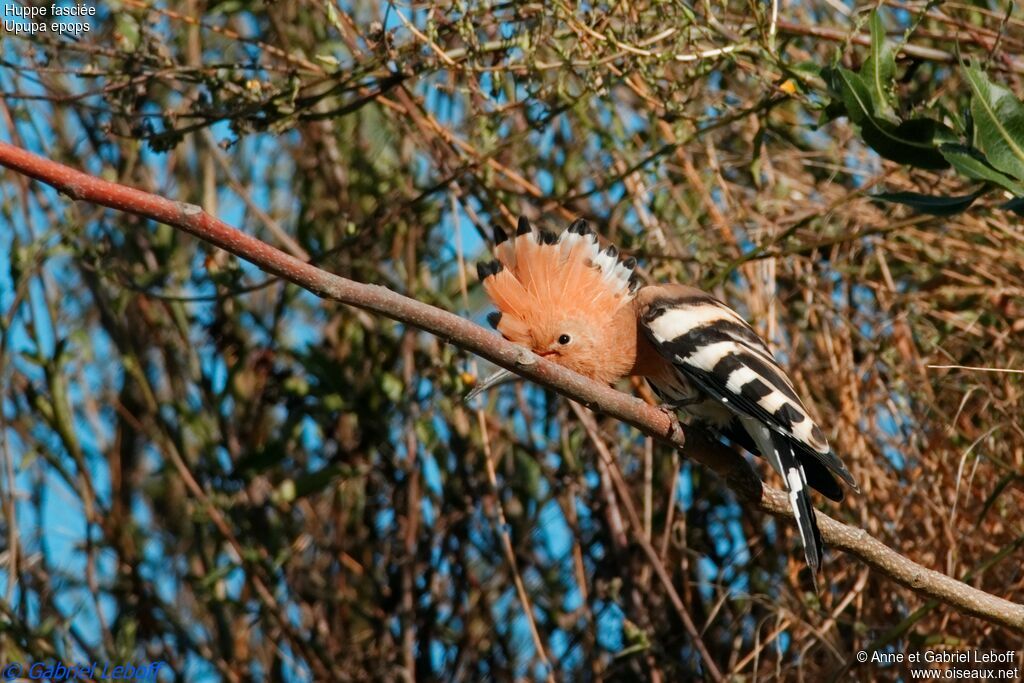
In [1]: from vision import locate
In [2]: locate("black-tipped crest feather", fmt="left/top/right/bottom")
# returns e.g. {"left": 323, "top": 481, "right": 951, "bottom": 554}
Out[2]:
{"left": 493, "top": 225, "right": 509, "bottom": 245}
{"left": 568, "top": 218, "right": 590, "bottom": 235}
{"left": 476, "top": 259, "right": 503, "bottom": 281}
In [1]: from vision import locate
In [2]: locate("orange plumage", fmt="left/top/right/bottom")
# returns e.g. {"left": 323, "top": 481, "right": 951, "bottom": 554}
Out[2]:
{"left": 479, "top": 217, "right": 641, "bottom": 384}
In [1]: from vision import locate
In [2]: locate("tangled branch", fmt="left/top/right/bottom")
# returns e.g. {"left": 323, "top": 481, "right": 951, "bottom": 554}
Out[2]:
{"left": 1, "top": 140, "right": 1020, "bottom": 634}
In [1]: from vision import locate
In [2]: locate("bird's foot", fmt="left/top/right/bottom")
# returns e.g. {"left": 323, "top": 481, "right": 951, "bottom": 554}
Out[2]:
{"left": 657, "top": 404, "right": 686, "bottom": 443}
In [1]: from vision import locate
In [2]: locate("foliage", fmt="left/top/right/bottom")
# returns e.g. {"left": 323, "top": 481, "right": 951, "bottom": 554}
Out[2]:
{"left": 821, "top": 9, "right": 1024, "bottom": 214}
{"left": 1, "top": 1, "right": 1023, "bottom": 681}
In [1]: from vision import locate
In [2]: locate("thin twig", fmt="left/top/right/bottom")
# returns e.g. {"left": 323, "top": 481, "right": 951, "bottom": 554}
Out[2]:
{"left": 452, "top": 194, "right": 557, "bottom": 681}
{"left": 927, "top": 364, "right": 1024, "bottom": 374}
{"left": 571, "top": 403, "right": 726, "bottom": 682}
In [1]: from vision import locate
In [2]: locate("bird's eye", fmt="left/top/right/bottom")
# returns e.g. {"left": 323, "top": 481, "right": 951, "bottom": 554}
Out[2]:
{"left": 558, "top": 334, "right": 572, "bottom": 345}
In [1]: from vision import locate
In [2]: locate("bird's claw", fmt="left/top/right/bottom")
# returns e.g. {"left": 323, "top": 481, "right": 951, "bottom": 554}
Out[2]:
{"left": 658, "top": 404, "right": 685, "bottom": 443}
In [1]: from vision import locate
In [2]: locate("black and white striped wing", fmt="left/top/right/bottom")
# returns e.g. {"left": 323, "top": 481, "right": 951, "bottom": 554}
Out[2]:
{"left": 638, "top": 289, "right": 857, "bottom": 490}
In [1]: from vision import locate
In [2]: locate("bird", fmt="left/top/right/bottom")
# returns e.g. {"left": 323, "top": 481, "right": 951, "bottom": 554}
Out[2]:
{"left": 471, "top": 215, "right": 858, "bottom": 580}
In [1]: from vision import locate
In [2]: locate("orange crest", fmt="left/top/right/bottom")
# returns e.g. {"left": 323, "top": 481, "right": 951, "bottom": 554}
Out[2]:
{"left": 477, "top": 217, "right": 638, "bottom": 349}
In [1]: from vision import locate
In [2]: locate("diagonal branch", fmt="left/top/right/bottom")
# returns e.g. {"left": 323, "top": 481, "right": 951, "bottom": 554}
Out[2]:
{"left": 1, "top": 140, "right": 1021, "bottom": 634}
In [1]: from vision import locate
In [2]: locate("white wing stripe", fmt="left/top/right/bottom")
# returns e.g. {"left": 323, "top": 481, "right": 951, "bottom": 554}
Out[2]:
{"left": 681, "top": 341, "right": 737, "bottom": 370}
{"left": 796, "top": 421, "right": 825, "bottom": 452}
{"left": 724, "top": 366, "right": 760, "bottom": 393}
{"left": 756, "top": 390, "right": 791, "bottom": 415}
{"left": 724, "top": 366, "right": 799, "bottom": 416}
{"left": 647, "top": 306, "right": 743, "bottom": 341}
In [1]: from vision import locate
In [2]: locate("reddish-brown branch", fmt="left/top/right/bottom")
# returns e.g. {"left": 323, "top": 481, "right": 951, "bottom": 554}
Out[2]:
{"left": 1, "top": 140, "right": 1021, "bottom": 634}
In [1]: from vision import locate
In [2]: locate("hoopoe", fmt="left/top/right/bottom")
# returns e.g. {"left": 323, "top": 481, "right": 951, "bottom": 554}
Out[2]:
{"left": 471, "top": 216, "right": 858, "bottom": 579}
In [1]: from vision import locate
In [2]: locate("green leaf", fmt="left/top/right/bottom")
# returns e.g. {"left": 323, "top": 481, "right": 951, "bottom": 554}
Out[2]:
{"left": 827, "top": 67, "right": 869, "bottom": 125}
{"left": 1000, "top": 196, "right": 1024, "bottom": 215}
{"left": 833, "top": 68, "right": 949, "bottom": 169}
{"left": 873, "top": 189, "right": 987, "bottom": 215}
{"left": 788, "top": 60, "right": 824, "bottom": 78}
{"left": 939, "top": 144, "right": 1024, "bottom": 195}
{"left": 866, "top": 118, "right": 953, "bottom": 170}
{"left": 114, "top": 14, "right": 141, "bottom": 50}
{"left": 315, "top": 54, "right": 341, "bottom": 67}
{"left": 233, "top": 440, "right": 287, "bottom": 476}
{"left": 208, "top": 1, "right": 245, "bottom": 15}
{"left": 381, "top": 372, "right": 404, "bottom": 403}
{"left": 818, "top": 98, "right": 847, "bottom": 126}
{"left": 292, "top": 464, "right": 351, "bottom": 499}
{"left": 862, "top": 10, "right": 898, "bottom": 123}
{"left": 198, "top": 563, "right": 237, "bottom": 591}
{"left": 963, "top": 65, "right": 1024, "bottom": 181}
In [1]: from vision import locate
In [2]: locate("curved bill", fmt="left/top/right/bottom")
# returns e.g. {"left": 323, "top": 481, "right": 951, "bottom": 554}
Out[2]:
{"left": 464, "top": 368, "right": 515, "bottom": 403}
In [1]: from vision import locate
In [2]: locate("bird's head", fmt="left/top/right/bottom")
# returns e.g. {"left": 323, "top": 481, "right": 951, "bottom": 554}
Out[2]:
{"left": 475, "top": 217, "right": 640, "bottom": 388}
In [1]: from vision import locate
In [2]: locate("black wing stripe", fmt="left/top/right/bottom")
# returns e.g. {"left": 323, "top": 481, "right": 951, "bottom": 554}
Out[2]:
{"left": 660, "top": 322, "right": 779, "bottom": 371}
{"left": 708, "top": 348, "right": 803, "bottom": 407}
{"left": 646, "top": 327, "right": 857, "bottom": 488}
{"left": 708, "top": 416, "right": 844, "bottom": 501}
{"left": 643, "top": 308, "right": 801, "bottom": 405}
{"left": 647, "top": 309, "right": 826, "bottom": 453}
{"left": 680, "top": 360, "right": 857, "bottom": 488}
{"left": 739, "top": 377, "right": 772, "bottom": 400}
{"left": 643, "top": 302, "right": 771, "bottom": 353}
{"left": 641, "top": 300, "right": 857, "bottom": 489}
{"left": 642, "top": 293, "right": 724, "bottom": 319}
{"left": 776, "top": 403, "right": 807, "bottom": 429}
